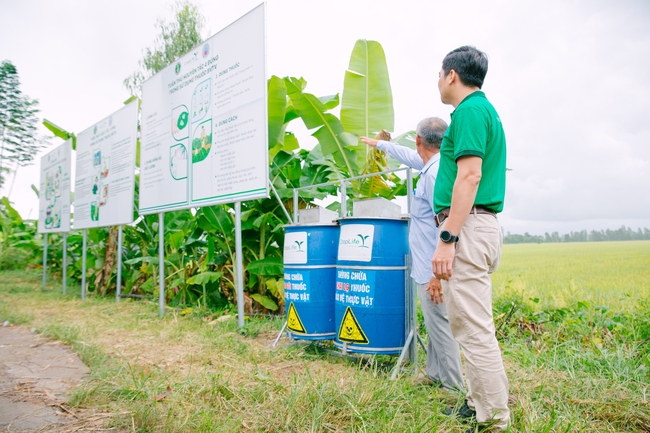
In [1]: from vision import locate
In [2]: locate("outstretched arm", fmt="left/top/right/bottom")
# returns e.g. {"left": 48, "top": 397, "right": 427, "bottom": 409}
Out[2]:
{"left": 360, "top": 137, "right": 424, "bottom": 170}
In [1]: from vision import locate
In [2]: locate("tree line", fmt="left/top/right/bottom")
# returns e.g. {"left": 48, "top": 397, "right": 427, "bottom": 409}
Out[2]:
{"left": 503, "top": 226, "right": 650, "bottom": 244}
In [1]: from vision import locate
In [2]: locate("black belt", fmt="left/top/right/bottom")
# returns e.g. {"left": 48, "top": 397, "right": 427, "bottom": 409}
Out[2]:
{"left": 434, "top": 206, "right": 496, "bottom": 228}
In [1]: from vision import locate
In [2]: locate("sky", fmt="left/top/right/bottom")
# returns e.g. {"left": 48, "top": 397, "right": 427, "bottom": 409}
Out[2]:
{"left": 1, "top": 0, "right": 649, "bottom": 235}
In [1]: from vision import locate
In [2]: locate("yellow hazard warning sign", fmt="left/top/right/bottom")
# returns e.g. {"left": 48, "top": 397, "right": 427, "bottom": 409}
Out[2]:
{"left": 287, "top": 302, "right": 306, "bottom": 333}
{"left": 337, "top": 306, "right": 369, "bottom": 344}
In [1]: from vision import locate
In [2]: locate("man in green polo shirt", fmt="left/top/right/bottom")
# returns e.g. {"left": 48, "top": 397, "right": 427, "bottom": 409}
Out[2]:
{"left": 431, "top": 46, "right": 509, "bottom": 432}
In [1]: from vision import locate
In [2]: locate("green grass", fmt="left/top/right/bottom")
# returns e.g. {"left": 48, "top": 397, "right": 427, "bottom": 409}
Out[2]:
{"left": 1, "top": 242, "right": 649, "bottom": 432}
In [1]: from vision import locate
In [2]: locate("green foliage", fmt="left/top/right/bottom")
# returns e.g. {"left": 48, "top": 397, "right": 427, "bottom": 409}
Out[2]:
{"left": 0, "top": 60, "right": 47, "bottom": 188}
{"left": 0, "top": 197, "right": 40, "bottom": 270}
{"left": 341, "top": 39, "right": 394, "bottom": 137}
{"left": 12, "top": 32, "right": 409, "bottom": 314}
{"left": 0, "top": 247, "right": 31, "bottom": 270}
{"left": 123, "top": 0, "right": 206, "bottom": 96}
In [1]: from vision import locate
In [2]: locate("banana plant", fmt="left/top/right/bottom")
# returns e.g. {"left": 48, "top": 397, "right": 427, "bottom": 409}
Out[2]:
{"left": 340, "top": 40, "right": 407, "bottom": 199}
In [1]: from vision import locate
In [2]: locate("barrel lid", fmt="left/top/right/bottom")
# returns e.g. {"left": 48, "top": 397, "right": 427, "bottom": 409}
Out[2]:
{"left": 337, "top": 215, "right": 410, "bottom": 221}
{"left": 283, "top": 222, "right": 339, "bottom": 228}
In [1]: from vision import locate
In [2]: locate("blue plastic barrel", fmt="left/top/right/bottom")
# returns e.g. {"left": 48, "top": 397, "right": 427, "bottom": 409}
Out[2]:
{"left": 283, "top": 224, "right": 339, "bottom": 340}
{"left": 334, "top": 218, "right": 409, "bottom": 354}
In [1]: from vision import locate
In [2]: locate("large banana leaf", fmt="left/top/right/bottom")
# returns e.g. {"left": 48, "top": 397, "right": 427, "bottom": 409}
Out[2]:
{"left": 268, "top": 75, "right": 288, "bottom": 157}
{"left": 291, "top": 91, "right": 359, "bottom": 177}
{"left": 340, "top": 40, "right": 394, "bottom": 138}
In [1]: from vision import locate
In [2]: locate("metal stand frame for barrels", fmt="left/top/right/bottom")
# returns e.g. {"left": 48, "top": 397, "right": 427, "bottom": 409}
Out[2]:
{"left": 273, "top": 167, "right": 427, "bottom": 379}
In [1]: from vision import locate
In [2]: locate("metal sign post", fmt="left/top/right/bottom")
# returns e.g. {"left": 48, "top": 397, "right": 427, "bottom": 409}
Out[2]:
{"left": 159, "top": 213, "right": 165, "bottom": 318}
{"left": 235, "top": 201, "right": 245, "bottom": 328}
{"left": 62, "top": 233, "right": 67, "bottom": 294}
{"left": 42, "top": 233, "right": 48, "bottom": 290}
{"left": 116, "top": 225, "right": 123, "bottom": 303}
{"left": 81, "top": 229, "right": 87, "bottom": 299}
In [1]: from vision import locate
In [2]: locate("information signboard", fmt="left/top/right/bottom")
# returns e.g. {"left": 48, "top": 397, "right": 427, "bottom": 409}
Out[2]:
{"left": 139, "top": 3, "right": 268, "bottom": 214}
{"left": 38, "top": 140, "right": 72, "bottom": 233}
{"left": 73, "top": 102, "right": 138, "bottom": 229}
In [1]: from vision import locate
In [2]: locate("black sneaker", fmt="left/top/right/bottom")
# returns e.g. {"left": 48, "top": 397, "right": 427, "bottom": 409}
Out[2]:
{"left": 444, "top": 400, "right": 477, "bottom": 420}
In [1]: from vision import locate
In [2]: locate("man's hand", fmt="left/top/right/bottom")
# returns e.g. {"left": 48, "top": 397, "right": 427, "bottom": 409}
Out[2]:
{"left": 427, "top": 276, "right": 444, "bottom": 304}
{"left": 360, "top": 136, "right": 378, "bottom": 147}
{"left": 432, "top": 242, "right": 456, "bottom": 280}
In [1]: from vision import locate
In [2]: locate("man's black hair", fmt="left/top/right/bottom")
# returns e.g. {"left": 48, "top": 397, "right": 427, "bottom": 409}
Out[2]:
{"left": 442, "top": 46, "right": 488, "bottom": 89}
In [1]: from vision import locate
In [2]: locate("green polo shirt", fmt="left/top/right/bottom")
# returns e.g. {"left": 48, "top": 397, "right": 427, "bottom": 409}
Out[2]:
{"left": 433, "top": 91, "right": 507, "bottom": 213}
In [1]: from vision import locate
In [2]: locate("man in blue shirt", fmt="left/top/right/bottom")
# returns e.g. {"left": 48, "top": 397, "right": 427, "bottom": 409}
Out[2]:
{"left": 361, "top": 117, "right": 463, "bottom": 390}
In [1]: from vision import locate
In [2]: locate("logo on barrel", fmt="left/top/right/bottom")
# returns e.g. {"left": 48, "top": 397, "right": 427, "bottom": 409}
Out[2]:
{"left": 338, "top": 225, "right": 374, "bottom": 262}
{"left": 284, "top": 232, "right": 308, "bottom": 264}
{"left": 356, "top": 234, "right": 369, "bottom": 248}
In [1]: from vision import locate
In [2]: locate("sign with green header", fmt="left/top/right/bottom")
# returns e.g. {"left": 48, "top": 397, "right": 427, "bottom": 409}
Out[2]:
{"left": 139, "top": 3, "right": 268, "bottom": 214}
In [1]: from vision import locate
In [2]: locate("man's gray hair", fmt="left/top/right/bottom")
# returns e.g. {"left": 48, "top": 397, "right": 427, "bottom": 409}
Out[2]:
{"left": 416, "top": 117, "right": 448, "bottom": 149}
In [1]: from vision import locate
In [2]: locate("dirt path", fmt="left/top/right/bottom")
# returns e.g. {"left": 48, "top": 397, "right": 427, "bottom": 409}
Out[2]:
{"left": 0, "top": 324, "right": 109, "bottom": 432}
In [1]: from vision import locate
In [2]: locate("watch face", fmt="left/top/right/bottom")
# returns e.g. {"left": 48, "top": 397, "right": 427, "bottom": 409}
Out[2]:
{"left": 441, "top": 230, "right": 457, "bottom": 243}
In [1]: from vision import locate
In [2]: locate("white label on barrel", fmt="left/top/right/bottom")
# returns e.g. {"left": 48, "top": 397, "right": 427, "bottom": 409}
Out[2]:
{"left": 338, "top": 224, "right": 374, "bottom": 262}
{"left": 284, "top": 231, "right": 308, "bottom": 264}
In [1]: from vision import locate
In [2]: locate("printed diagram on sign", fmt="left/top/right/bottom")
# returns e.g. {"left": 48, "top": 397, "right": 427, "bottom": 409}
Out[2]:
{"left": 89, "top": 150, "right": 110, "bottom": 221}
{"left": 44, "top": 166, "right": 62, "bottom": 229}
{"left": 338, "top": 306, "right": 369, "bottom": 344}
{"left": 192, "top": 119, "right": 212, "bottom": 163}
{"left": 170, "top": 104, "right": 189, "bottom": 180}
{"left": 191, "top": 79, "right": 211, "bottom": 123}
{"left": 171, "top": 105, "right": 189, "bottom": 140}
{"left": 287, "top": 302, "right": 306, "bottom": 333}
{"left": 169, "top": 143, "right": 188, "bottom": 179}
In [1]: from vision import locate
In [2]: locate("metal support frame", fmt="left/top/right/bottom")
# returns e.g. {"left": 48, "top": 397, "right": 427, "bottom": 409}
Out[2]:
{"left": 158, "top": 213, "right": 165, "bottom": 318}
{"left": 81, "top": 229, "right": 87, "bottom": 300}
{"left": 62, "top": 233, "right": 67, "bottom": 295}
{"left": 292, "top": 189, "right": 299, "bottom": 223}
{"left": 235, "top": 202, "right": 245, "bottom": 328}
{"left": 272, "top": 321, "right": 288, "bottom": 347}
{"left": 270, "top": 180, "right": 292, "bottom": 224}
{"left": 390, "top": 254, "right": 418, "bottom": 380}
{"left": 116, "top": 225, "right": 123, "bottom": 303}
{"left": 42, "top": 233, "right": 48, "bottom": 290}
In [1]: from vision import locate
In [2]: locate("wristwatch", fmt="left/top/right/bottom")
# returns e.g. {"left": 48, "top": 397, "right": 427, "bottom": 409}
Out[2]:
{"left": 440, "top": 230, "right": 459, "bottom": 244}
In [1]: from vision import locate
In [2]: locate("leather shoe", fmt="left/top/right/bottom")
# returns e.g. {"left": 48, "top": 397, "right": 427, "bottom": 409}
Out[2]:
{"left": 413, "top": 374, "right": 442, "bottom": 387}
{"left": 444, "top": 400, "right": 476, "bottom": 420}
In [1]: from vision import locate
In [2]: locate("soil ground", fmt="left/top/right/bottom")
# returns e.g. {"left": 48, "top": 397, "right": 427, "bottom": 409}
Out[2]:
{"left": 0, "top": 324, "right": 119, "bottom": 432}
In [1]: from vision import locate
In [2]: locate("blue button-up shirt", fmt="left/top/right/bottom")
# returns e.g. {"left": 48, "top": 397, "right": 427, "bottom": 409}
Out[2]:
{"left": 376, "top": 140, "right": 439, "bottom": 284}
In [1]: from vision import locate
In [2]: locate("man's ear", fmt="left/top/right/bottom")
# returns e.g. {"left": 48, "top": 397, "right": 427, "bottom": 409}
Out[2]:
{"left": 448, "top": 69, "right": 458, "bottom": 85}
{"left": 415, "top": 135, "right": 421, "bottom": 147}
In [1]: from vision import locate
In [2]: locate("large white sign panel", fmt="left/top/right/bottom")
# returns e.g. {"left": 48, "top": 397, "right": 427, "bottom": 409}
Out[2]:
{"left": 139, "top": 3, "right": 268, "bottom": 215}
{"left": 73, "top": 102, "right": 138, "bottom": 229}
{"left": 38, "top": 141, "right": 72, "bottom": 233}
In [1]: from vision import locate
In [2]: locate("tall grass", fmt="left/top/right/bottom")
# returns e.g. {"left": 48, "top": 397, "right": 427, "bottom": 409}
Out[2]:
{"left": 0, "top": 241, "right": 649, "bottom": 432}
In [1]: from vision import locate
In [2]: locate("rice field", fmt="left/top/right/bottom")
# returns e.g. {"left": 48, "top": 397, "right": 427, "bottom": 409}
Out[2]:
{"left": 493, "top": 240, "right": 650, "bottom": 311}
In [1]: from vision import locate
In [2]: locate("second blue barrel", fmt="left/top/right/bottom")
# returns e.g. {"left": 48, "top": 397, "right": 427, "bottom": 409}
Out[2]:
{"left": 283, "top": 223, "right": 339, "bottom": 340}
{"left": 334, "top": 217, "right": 409, "bottom": 354}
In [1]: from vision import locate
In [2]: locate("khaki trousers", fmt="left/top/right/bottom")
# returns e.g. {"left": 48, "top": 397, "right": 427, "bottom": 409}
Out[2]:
{"left": 441, "top": 213, "right": 510, "bottom": 430}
